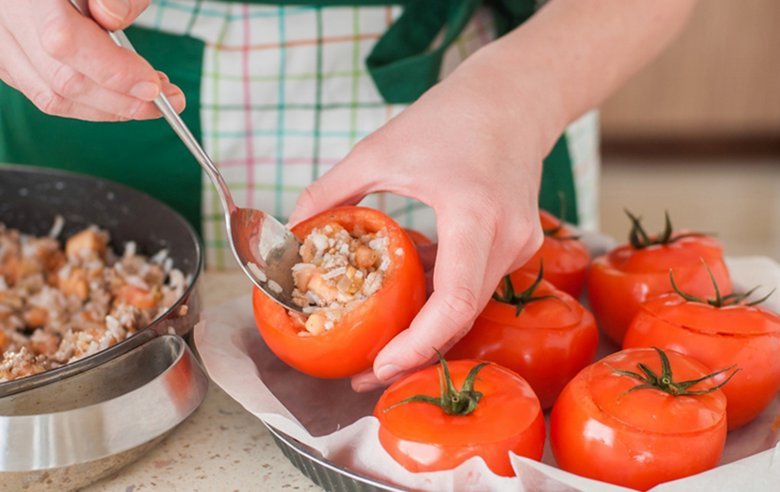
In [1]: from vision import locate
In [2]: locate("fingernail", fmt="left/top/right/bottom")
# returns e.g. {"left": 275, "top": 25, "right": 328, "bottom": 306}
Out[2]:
{"left": 129, "top": 81, "right": 160, "bottom": 101}
{"left": 354, "top": 382, "right": 381, "bottom": 393}
{"left": 376, "top": 364, "right": 401, "bottom": 382}
{"left": 98, "top": 0, "right": 130, "bottom": 22}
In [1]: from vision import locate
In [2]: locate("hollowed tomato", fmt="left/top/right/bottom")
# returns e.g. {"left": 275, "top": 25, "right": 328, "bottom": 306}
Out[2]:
{"left": 550, "top": 348, "right": 728, "bottom": 490}
{"left": 447, "top": 271, "right": 598, "bottom": 409}
{"left": 374, "top": 359, "right": 545, "bottom": 476}
{"left": 251, "top": 206, "right": 426, "bottom": 378}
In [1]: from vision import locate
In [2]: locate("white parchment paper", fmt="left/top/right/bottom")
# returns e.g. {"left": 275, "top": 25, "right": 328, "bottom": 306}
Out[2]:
{"left": 194, "top": 255, "right": 780, "bottom": 491}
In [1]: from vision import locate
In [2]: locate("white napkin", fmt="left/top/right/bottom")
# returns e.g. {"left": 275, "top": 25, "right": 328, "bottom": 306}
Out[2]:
{"left": 194, "top": 255, "right": 780, "bottom": 491}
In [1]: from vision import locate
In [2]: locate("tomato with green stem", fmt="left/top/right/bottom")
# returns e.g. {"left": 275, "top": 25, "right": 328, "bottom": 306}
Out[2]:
{"left": 515, "top": 209, "right": 590, "bottom": 298}
{"left": 447, "top": 266, "right": 598, "bottom": 409}
{"left": 374, "top": 355, "right": 545, "bottom": 476}
{"left": 551, "top": 347, "right": 735, "bottom": 490}
{"left": 624, "top": 267, "right": 780, "bottom": 429}
{"left": 587, "top": 210, "right": 732, "bottom": 344}
{"left": 252, "top": 206, "right": 426, "bottom": 378}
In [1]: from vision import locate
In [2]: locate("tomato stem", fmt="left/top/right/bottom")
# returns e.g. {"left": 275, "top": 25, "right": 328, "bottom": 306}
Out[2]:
{"left": 625, "top": 210, "right": 706, "bottom": 249}
{"left": 669, "top": 262, "right": 775, "bottom": 308}
{"left": 384, "top": 352, "right": 487, "bottom": 416}
{"left": 608, "top": 347, "right": 739, "bottom": 397}
{"left": 492, "top": 263, "right": 561, "bottom": 316}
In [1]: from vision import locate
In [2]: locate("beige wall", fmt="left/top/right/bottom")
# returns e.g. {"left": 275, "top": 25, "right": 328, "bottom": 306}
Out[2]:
{"left": 601, "top": 0, "right": 780, "bottom": 139}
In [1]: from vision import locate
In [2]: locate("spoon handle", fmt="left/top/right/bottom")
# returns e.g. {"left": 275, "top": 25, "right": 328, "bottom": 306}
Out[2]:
{"left": 68, "top": 0, "right": 236, "bottom": 214}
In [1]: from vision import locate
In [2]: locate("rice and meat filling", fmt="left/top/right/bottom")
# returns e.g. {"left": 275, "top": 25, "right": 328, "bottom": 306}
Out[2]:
{"left": 290, "top": 223, "right": 402, "bottom": 336}
{"left": 0, "top": 221, "right": 188, "bottom": 382}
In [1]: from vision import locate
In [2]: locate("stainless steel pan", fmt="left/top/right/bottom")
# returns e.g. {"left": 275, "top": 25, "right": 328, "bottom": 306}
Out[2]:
{"left": 0, "top": 165, "right": 207, "bottom": 490}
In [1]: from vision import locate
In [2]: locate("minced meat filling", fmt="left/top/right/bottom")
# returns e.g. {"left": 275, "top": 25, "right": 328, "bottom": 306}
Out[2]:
{"left": 0, "top": 220, "right": 188, "bottom": 382}
{"left": 291, "top": 223, "right": 401, "bottom": 335}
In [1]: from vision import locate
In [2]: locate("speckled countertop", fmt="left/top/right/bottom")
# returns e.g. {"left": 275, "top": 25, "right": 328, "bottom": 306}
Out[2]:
{"left": 85, "top": 272, "right": 322, "bottom": 492}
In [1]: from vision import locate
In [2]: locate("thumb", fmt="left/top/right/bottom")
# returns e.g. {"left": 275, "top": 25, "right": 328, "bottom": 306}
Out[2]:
{"left": 288, "top": 157, "right": 377, "bottom": 226}
{"left": 88, "top": 0, "right": 151, "bottom": 31}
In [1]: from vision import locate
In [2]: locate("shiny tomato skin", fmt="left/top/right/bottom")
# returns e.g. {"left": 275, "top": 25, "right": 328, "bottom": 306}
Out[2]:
{"left": 550, "top": 348, "right": 728, "bottom": 490}
{"left": 374, "top": 360, "right": 545, "bottom": 476}
{"left": 252, "top": 207, "right": 426, "bottom": 378}
{"left": 587, "top": 233, "right": 731, "bottom": 344}
{"left": 516, "top": 211, "right": 590, "bottom": 298}
{"left": 402, "top": 228, "right": 433, "bottom": 247}
{"left": 624, "top": 293, "right": 780, "bottom": 429}
{"left": 447, "top": 272, "right": 598, "bottom": 409}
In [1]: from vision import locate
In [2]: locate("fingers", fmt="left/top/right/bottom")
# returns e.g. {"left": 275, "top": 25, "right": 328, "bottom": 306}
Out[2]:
{"left": 370, "top": 208, "right": 495, "bottom": 383}
{"left": 88, "top": 0, "right": 151, "bottom": 31}
{"left": 288, "top": 146, "right": 380, "bottom": 226}
{"left": 0, "top": 0, "right": 185, "bottom": 120}
{"left": 36, "top": 0, "right": 161, "bottom": 99}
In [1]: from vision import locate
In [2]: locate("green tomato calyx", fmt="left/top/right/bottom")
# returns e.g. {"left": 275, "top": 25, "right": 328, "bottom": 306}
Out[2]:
{"left": 609, "top": 347, "right": 739, "bottom": 397}
{"left": 385, "top": 352, "right": 487, "bottom": 417}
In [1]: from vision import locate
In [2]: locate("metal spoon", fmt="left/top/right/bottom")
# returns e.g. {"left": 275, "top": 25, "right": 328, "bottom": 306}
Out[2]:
{"left": 69, "top": 0, "right": 303, "bottom": 311}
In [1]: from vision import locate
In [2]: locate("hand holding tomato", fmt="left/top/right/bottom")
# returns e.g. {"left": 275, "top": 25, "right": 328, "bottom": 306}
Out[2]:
{"left": 287, "top": 57, "right": 559, "bottom": 390}
{"left": 587, "top": 211, "right": 731, "bottom": 344}
{"left": 551, "top": 347, "right": 734, "bottom": 490}
{"left": 252, "top": 207, "right": 426, "bottom": 378}
{"left": 374, "top": 355, "right": 545, "bottom": 476}
{"left": 447, "top": 268, "right": 598, "bottom": 409}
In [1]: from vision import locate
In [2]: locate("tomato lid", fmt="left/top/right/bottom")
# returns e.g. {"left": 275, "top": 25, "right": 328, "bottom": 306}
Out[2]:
{"left": 585, "top": 349, "right": 727, "bottom": 434}
{"left": 605, "top": 234, "right": 724, "bottom": 274}
{"left": 641, "top": 293, "right": 780, "bottom": 336}
{"left": 375, "top": 361, "right": 541, "bottom": 446}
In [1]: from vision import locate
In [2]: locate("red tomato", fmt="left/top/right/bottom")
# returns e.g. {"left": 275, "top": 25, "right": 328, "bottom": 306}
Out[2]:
{"left": 516, "top": 210, "right": 590, "bottom": 298}
{"left": 587, "top": 212, "right": 731, "bottom": 344}
{"left": 402, "top": 228, "right": 433, "bottom": 247}
{"left": 374, "top": 358, "right": 545, "bottom": 476}
{"left": 447, "top": 270, "right": 598, "bottom": 409}
{"left": 624, "top": 290, "right": 780, "bottom": 430}
{"left": 551, "top": 348, "right": 729, "bottom": 490}
{"left": 251, "top": 207, "right": 426, "bottom": 378}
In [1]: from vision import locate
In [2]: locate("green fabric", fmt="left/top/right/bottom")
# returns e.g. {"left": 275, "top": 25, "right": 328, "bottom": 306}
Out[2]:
{"left": 363, "top": 0, "right": 579, "bottom": 223}
{"left": 0, "top": 26, "right": 205, "bottom": 234}
{"left": 540, "top": 134, "right": 578, "bottom": 223}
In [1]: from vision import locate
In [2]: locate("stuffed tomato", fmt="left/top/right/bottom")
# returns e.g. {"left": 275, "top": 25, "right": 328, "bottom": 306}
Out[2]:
{"left": 587, "top": 211, "right": 731, "bottom": 344}
{"left": 515, "top": 210, "right": 590, "bottom": 298}
{"left": 252, "top": 206, "right": 425, "bottom": 378}
{"left": 624, "top": 273, "right": 780, "bottom": 429}
{"left": 447, "top": 269, "right": 598, "bottom": 409}
{"left": 551, "top": 348, "right": 733, "bottom": 490}
{"left": 374, "top": 357, "right": 545, "bottom": 476}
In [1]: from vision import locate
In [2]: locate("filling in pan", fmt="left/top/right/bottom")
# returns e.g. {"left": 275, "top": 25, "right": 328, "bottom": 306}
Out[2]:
{"left": 0, "top": 219, "right": 189, "bottom": 382}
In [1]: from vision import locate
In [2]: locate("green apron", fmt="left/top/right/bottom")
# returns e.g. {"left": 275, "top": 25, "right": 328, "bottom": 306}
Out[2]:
{"left": 0, "top": 0, "right": 578, "bottom": 235}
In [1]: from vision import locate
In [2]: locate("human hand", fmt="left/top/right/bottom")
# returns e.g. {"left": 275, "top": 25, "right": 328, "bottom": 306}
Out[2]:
{"left": 289, "top": 53, "right": 563, "bottom": 391}
{"left": 0, "top": 0, "right": 184, "bottom": 121}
